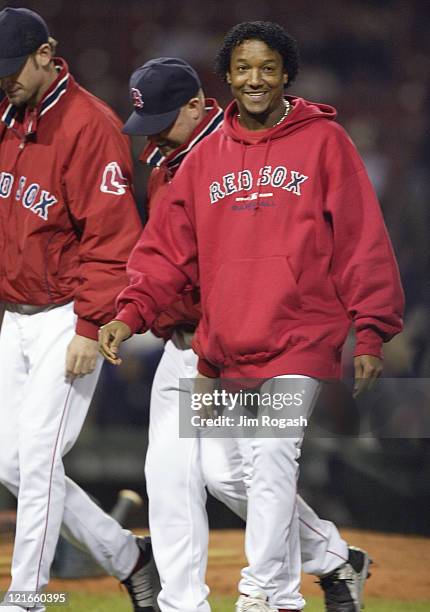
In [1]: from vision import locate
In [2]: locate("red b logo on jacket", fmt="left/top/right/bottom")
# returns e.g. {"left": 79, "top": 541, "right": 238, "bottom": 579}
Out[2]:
{"left": 100, "top": 162, "right": 129, "bottom": 195}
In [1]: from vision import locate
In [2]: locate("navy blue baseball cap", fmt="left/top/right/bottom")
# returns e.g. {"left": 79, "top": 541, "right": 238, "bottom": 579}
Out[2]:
{"left": 123, "top": 57, "right": 201, "bottom": 136}
{"left": 0, "top": 7, "right": 49, "bottom": 78}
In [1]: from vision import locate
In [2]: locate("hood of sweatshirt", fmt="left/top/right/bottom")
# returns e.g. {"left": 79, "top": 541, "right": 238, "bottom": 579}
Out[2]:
{"left": 223, "top": 95, "right": 337, "bottom": 144}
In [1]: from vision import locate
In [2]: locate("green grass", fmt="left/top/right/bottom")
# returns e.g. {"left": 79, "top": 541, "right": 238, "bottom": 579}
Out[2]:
{"left": 47, "top": 593, "right": 430, "bottom": 611}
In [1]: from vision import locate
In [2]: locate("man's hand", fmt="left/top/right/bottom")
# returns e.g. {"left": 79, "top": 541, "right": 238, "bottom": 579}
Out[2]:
{"left": 193, "top": 373, "right": 217, "bottom": 424}
{"left": 353, "top": 354, "right": 383, "bottom": 398}
{"left": 98, "top": 320, "right": 131, "bottom": 365}
{"left": 66, "top": 334, "right": 99, "bottom": 378}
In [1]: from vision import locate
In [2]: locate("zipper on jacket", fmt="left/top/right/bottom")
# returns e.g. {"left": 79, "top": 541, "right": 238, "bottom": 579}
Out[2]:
{"left": 0, "top": 134, "right": 30, "bottom": 290}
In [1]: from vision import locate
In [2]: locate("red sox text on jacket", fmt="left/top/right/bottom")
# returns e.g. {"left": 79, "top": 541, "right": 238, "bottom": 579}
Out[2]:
{"left": 0, "top": 171, "right": 57, "bottom": 220}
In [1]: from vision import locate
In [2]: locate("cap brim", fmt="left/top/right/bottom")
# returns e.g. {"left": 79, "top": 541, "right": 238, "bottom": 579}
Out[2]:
{"left": 0, "top": 54, "right": 29, "bottom": 78}
{"left": 122, "top": 108, "right": 180, "bottom": 136}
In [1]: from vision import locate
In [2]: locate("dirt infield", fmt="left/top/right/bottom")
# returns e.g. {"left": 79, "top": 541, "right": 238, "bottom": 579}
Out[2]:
{"left": 208, "top": 529, "right": 430, "bottom": 601}
{"left": 1, "top": 529, "right": 429, "bottom": 600}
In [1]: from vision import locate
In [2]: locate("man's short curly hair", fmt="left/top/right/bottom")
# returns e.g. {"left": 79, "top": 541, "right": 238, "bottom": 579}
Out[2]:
{"left": 215, "top": 21, "right": 299, "bottom": 87}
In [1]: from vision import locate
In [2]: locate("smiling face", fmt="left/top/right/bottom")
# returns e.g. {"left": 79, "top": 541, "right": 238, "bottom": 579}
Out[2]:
{"left": 227, "top": 39, "right": 288, "bottom": 130}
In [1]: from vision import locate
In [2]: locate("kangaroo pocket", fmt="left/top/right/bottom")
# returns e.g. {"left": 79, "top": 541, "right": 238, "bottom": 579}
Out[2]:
{"left": 203, "top": 257, "right": 303, "bottom": 364}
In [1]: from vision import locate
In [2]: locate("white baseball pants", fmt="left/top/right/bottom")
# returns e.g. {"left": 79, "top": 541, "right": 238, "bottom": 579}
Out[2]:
{"left": 236, "top": 375, "right": 319, "bottom": 610}
{"left": 0, "top": 303, "right": 138, "bottom": 610}
{"left": 145, "top": 333, "right": 348, "bottom": 612}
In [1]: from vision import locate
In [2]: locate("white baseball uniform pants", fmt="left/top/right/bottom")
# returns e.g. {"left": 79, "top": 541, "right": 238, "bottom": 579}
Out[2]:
{"left": 145, "top": 333, "right": 348, "bottom": 612}
{"left": 236, "top": 375, "right": 319, "bottom": 610}
{"left": 0, "top": 303, "right": 138, "bottom": 610}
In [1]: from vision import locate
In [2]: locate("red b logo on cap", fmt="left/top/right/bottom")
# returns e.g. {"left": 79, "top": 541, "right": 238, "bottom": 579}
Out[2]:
{"left": 131, "top": 87, "right": 144, "bottom": 109}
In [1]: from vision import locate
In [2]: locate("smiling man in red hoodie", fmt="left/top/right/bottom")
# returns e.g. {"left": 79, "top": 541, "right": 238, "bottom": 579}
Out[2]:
{"left": 100, "top": 21, "right": 404, "bottom": 612}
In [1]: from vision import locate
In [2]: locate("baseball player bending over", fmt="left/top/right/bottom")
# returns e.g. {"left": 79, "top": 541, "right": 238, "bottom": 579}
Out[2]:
{"left": 0, "top": 8, "right": 156, "bottom": 611}
{"left": 101, "top": 51, "right": 400, "bottom": 612}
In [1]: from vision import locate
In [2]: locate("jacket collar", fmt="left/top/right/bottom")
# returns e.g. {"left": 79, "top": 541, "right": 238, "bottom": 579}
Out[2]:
{"left": 140, "top": 98, "right": 223, "bottom": 171}
{"left": 0, "top": 57, "right": 70, "bottom": 135}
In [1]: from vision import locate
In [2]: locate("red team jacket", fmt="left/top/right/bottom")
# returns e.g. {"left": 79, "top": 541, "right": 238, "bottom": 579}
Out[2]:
{"left": 116, "top": 96, "right": 404, "bottom": 380}
{"left": 0, "top": 59, "right": 142, "bottom": 339}
{"left": 136, "top": 98, "right": 223, "bottom": 340}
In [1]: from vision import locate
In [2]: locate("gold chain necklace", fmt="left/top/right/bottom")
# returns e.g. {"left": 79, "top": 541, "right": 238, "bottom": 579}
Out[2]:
{"left": 272, "top": 99, "right": 291, "bottom": 126}
{"left": 237, "top": 99, "right": 291, "bottom": 127}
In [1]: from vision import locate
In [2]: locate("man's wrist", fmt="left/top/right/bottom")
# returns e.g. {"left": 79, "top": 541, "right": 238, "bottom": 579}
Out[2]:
{"left": 197, "top": 357, "right": 219, "bottom": 378}
{"left": 115, "top": 303, "right": 146, "bottom": 335}
{"left": 354, "top": 328, "right": 383, "bottom": 359}
{"left": 76, "top": 318, "right": 99, "bottom": 340}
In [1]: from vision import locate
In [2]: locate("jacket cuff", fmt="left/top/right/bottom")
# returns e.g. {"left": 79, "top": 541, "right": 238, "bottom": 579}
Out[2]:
{"left": 115, "top": 303, "right": 147, "bottom": 334}
{"left": 76, "top": 318, "right": 99, "bottom": 340}
{"left": 197, "top": 357, "right": 220, "bottom": 378}
{"left": 354, "top": 327, "right": 383, "bottom": 359}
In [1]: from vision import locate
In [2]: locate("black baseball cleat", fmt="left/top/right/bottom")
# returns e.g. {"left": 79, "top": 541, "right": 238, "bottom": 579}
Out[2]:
{"left": 122, "top": 536, "right": 160, "bottom": 611}
{"left": 319, "top": 546, "right": 372, "bottom": 612}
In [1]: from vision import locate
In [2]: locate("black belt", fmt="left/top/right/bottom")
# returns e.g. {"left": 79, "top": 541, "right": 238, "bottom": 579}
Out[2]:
{"left": 1, "top": 301, "right": 70, "bottom": 315}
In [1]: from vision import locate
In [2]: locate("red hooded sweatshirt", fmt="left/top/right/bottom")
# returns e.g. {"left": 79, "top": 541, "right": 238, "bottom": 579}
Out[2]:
{"left": 116, "top": 96, "right": 404, "bottom": 380}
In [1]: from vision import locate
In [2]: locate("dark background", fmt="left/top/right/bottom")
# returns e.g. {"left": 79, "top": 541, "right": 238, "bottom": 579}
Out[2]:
{"left": 1, "top": 0, "right": 429, "bottom": 534}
